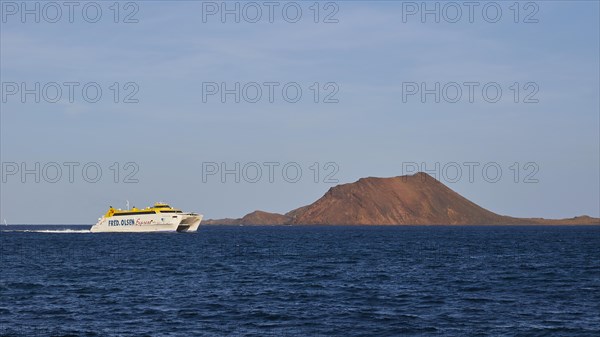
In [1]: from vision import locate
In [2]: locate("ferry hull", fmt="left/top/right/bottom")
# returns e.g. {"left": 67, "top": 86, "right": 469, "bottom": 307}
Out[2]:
{"left": 90, "top": 213, "right": 203, "bottom": 233}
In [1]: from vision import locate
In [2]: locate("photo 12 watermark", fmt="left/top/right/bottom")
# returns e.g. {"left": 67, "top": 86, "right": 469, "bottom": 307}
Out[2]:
{"left": 1, "top": 82, "right": 140, "bottom": 104}
{"left": 201, "top": 1, "right": 339, "bottom": 24}
{"left": 400, "top": 1, "right": 540, "bottom": 24}
{"left": 1, "top": 162, "right": 140, "bottom": 183}
{"left": 202, "top": 81, "right": 339, "bottom": 103}
{"left": 401, "top": 82, "right": 539, "bottom": 104}
{"left": 201, "top": 161, "right": 340, "bottom": 184}
{"left": 402, "top": 161, "right": 540, "bottom": 184}
{"left": 1, "top": 1, "right": 140, "bottom": 24}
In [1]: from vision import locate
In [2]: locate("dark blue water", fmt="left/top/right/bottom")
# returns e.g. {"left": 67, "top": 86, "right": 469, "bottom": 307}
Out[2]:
{"left": 1, "top": 225, "right": 599, "bottom": 336}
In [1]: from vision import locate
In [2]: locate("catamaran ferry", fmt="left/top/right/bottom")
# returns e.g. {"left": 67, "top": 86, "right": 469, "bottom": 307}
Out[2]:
{"left": 90, "top": 202, "right": 203, "bottom": 233}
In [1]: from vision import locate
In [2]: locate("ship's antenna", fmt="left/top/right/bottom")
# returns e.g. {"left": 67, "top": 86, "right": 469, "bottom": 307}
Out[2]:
{"left": 126, "top": 200, "right": 130, "bottom": 210}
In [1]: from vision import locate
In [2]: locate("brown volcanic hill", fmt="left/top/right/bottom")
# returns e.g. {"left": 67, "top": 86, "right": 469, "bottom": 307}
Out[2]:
{"left": 203, "top": 211, "right": 291, "bottom": 225}
{"left": 202, "top": 218, "right": 242, "bottom": 225}
{"left": 203, "top": 172, "right": 599, "bottom": 225}
{"left": 286, "top": 172, "right": 513, "bottom": 225}
{"left": 241, "top": 211, "right": 292, "bottom": 225}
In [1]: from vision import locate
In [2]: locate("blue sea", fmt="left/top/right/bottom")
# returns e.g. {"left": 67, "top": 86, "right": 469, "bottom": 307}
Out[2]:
{"left": 1, "top": 225, "right": 599, "bottom": 336}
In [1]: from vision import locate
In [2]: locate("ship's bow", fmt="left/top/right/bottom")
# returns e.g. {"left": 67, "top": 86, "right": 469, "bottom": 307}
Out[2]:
{"left": 177, "top": 213, "right": 203, "bottom": 232}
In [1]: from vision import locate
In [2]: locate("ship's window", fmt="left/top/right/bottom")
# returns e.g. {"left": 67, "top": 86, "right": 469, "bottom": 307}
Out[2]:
{"left": 113, "top": 211, "right": 156, "bottom": 216}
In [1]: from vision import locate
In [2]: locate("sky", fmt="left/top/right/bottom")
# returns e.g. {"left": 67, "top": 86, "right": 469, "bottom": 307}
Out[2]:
{"left": 0, "top": 0, "right": 599, "bottom": 224}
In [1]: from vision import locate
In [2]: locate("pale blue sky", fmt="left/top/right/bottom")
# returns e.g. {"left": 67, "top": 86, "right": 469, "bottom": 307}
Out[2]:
{"left": 1, "top": 1, "right": 599, "bottom": 223}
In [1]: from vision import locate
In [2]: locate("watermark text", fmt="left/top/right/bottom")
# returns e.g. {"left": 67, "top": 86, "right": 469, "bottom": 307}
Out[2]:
{"left": 402, "top": 82, "right": 539, "bottom": 104}
{"left": 401, "top": 1, "right": 539, "bottom": 24}
{"left": 201, "top": 1, "right": 339, "bottom": 24}
{"left": 202, "top": 82, "right": 339, "bottom": 103}
{"left": 1, "top": 82, "right": 140, "bottom": 104}
{"left": 402, "top": 161, "right": 539, "bottom": 183}
{"left": 1, "top": 162, "right": 140, "bottom": 183}
{"left": 202, "top": 161, "right": 340, "bottom": 183}
{"left": 1, "top": 1, "right": 140, "bottom": 24}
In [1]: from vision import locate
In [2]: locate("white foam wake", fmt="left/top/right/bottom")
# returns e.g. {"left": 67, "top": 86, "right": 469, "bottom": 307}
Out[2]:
{"left": 1, "top": 229, "right": 91, "bottom": 233}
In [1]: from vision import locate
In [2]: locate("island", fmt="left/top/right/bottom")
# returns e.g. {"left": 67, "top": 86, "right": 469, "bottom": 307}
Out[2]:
{"left": 203, "top": 172, "right": 600, "bottom": 225}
